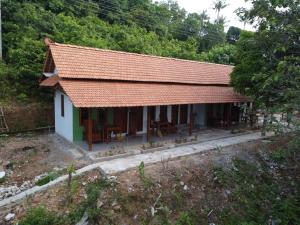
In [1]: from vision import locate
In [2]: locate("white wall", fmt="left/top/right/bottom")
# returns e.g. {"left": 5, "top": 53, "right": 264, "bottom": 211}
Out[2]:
{"left": 193, "top": 104, "right": 207, "bottom": 128}
{"left": 54, "top": 90, "right": 73, "bottom": 142}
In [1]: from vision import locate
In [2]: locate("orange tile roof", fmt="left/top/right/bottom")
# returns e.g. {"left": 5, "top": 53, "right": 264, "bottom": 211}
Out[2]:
{"left": 40, "top": 74, "right": 59, "bottom": 87}
{"left": 48, "top": 42, "right": 233, "bottom": 85}
{"left": 59, "top": 80, "right": 248, "bottom": 108}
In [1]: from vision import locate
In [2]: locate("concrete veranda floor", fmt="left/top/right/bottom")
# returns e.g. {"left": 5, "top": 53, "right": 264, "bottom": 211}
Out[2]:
{"left": 76, "top": 128, "right": 250, "bottom": 152}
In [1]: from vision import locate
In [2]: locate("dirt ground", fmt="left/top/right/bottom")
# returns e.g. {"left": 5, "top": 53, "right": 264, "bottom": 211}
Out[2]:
{"left": 0, "top": 140, "right": 268, "bottom": 219}
{"left": 0, "top": 132, "right": 88, "bottom": 186}
{"left": 1, "top": 133, "right": 299, "bottom": 225}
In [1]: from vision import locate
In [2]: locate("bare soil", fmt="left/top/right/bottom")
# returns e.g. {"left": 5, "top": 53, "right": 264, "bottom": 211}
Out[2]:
{"left": 1, "top": 134, "right": 299, "bottom": 225}
{"left": 0, "top": 132, "right": 87, "bottom": 186}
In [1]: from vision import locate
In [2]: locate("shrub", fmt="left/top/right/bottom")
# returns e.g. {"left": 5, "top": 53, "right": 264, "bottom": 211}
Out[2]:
{"left": 19, "top": 207, "right": 62, "bottom": 225}
{"left": 176, "top": 212, "right": 195, "bottom": 225}
{"left": 35, "top": 172, "right": 59, "bottom": 186}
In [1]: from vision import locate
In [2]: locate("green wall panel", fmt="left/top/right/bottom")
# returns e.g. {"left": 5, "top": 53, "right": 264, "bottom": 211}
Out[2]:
{"left": 107, "top": 108, "right": 113, "bottom": 125}
{"left": 73, "top": 106, "right": 83, "bottom": 141}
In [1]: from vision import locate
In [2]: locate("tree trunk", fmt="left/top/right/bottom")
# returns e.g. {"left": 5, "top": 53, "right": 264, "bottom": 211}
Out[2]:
{"left": 261, "top": 112, "right": 268, "bottom": 136}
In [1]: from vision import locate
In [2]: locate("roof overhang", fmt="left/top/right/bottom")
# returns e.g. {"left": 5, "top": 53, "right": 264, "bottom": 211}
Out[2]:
{"left": 56, "top": 79, "right": 249, "bottom": 108}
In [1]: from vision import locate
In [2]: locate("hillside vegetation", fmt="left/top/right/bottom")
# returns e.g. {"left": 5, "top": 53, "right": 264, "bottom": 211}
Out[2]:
{"left": 0, "top": 0, "right": 239, "bottom": 102}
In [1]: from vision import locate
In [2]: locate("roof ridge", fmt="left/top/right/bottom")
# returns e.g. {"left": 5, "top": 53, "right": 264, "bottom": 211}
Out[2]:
{"left": 51, "top": 42, "right": 234, "bottom": 68}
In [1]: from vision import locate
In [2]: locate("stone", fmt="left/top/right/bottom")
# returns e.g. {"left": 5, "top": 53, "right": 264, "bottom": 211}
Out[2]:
{"left": 97, "top": 200, "right": 104, "bottom": 208}
{"left": 180, "top": 181, "right": 184, "bottom": 186}
{"left": 183, "top": 185, "right": 188, "bottom": 191}
{"left": 5, "top": 213, "right": 15, "bottom": 221}
{"left": 151, "top": 206, "right": 155, "bottom": 217}
{"left": 0, "top": 171, "right": 5, "bottom": 179}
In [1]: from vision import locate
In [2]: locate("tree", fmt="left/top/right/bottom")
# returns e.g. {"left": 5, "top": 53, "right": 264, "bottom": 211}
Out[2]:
{"left": 231, "top": 0, "right": 300, "bottom": 135}
{"left": 212, "top": 0, "right": 228, "bottom": 20}
{"left": 200, "top": 44, "right": 236, "bottom": 65}
{"left": 226, "top": 26, "right": 241, "bottom": 44}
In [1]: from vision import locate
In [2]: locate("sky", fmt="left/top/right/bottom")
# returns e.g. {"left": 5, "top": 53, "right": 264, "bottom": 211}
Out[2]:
{"left": 171, "top": 0, "right": 254, "bottom": 31}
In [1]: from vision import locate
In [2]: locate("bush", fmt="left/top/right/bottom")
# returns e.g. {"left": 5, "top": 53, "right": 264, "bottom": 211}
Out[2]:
{"left": 19, "top": 207, "right": 63, "bottom": 225}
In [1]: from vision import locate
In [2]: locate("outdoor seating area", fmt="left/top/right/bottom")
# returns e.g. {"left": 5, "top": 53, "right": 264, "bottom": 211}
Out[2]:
{"left": 75, "top": 127, "right": 251, "bottom": 158}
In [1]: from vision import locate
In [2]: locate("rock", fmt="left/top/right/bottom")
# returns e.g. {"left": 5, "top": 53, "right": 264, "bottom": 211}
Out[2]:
{"left": 183, "top": 185, "right": 188, "bottom": 191}
{"left": 111, "top": 200, "right": 117, "bottom": 207}
{"left": 180, "top": 181, "right": 184, "bottom": 186}
{"left": 97, "top": 200, "right": 104, "bottom": 208}
{"left": 113, "top": 204, "right": 121, "bottom": 210}
{"left": 151, "top": 206, "right": 155, "bottom": 217}
{"left": 0, "top": 171, "right": 5, "bottom": 179}
{"left": 5, "top": 213, "right": 15, "bottom": 221}
{"left": 107, "top": 175, "right": 117, "bottom": 181}
{"left": 128, "top": 187, "right": 133, "bottom": 192}
{"left": 82, "top": 182, "right": 87, "bottom": 186}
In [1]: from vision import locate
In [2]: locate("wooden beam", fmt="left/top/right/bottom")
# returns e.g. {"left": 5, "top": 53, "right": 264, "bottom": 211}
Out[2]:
{"left": 88, "top": 108, "right": 93, "bottom": 151}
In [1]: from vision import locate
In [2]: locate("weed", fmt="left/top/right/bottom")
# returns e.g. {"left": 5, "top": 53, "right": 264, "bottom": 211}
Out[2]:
{"left": 213, "top": 166, "right": 229, "bottom": 186}
{"left": 18, "top": 207, "right": 63, "bottom": 225}
{"left": 35, "top": 172, "right": 59, "bottom": 186}
{"left": 0, "top": 177, "right": 5, "bottom": 184}
{"left": 138, "top": 161, "right": 153, "bottom": 191}
{"left": 175, "top": 212, "right": 195, "bottom": 225}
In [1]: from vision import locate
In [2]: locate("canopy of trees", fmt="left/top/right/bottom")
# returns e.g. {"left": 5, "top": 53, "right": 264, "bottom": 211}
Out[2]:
{"left": 1, "top": 0, "right": 238, "bottom": 101}
{"left": 231, "top": 0, "right": 300, "bottom": 133}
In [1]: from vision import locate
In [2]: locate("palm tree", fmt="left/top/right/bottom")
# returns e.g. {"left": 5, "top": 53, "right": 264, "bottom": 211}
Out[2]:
{"left": 213, "top": 0, "right": 228, "bottom": 20}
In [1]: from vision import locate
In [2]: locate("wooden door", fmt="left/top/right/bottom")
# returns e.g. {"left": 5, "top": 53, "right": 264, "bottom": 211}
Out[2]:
{"left": 129, "top": 107, "right": 143, "bottom": 135}
{"left": 171, "top": 105, "right": 179, "bottom": 125}
{"left": 136, "top": 107, "right": 143, "bottom": 132}
{"left": 113, "top": 108, "right": 128, "bottom": 133}
{"left": 148, "top": 106, "right": 156, "bottom": 123}
{"left": 160, "top": 106, "right": 168, "bottom": 122}
{"left": 180, "top": 104, "right": 188, "bottom": 124}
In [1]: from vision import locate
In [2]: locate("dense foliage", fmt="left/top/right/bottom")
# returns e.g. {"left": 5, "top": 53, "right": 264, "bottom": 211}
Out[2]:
{"left": 1, "top": 0, "right": 238, "bottom": 101}
{"left": 231, "top": 0, "right": 300, "bottom": 131}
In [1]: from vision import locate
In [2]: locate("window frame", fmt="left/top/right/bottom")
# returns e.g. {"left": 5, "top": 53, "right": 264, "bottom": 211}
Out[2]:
{"left": 61, "top": 94, "right": 65, "bottom": 117}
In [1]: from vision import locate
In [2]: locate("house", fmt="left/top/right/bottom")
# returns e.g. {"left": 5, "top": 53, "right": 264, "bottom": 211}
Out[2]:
{"left": 40, "top": 38, "right": 248, "bottom": 151}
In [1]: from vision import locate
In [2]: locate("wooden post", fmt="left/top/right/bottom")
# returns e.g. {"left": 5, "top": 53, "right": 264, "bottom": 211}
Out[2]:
{"left": 147, "top": 107, "right": 150, "bottom": 142}
{"left": 88, "top": 108, "right": 93, "bottom": 151}
{"left": 227, "top": 103, "right": 232, "bottom": 128}
{"left": 189, "top": 104, "right": 193, "bottom": 136}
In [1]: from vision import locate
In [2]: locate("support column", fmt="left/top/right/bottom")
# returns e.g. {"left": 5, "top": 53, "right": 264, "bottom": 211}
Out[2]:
{"left": 147, "top": 107, "right": 151, "bottom": 142}
{"left": 189, "top": 104, "right": 193, "bottom": 136}
{"left": 88, "top": 108, "right": 93, "bottom": 151}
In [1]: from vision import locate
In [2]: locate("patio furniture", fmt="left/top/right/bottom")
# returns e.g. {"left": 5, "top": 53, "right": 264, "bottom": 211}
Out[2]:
{"left": 104, "top": 125, "right": 122, "bottom": 143}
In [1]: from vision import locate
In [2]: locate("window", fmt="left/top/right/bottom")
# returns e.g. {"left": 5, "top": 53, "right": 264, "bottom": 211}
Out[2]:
{"left": 61, "top": 94, "right": 64, "bottom": 117}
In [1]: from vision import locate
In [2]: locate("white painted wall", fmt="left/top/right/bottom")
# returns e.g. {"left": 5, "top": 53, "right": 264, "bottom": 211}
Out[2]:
{"left": 54, "top": 90, "right": 73, "bottom": 142}
{"left": 193, "top": 104, "right": 207, "bottom": 128}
